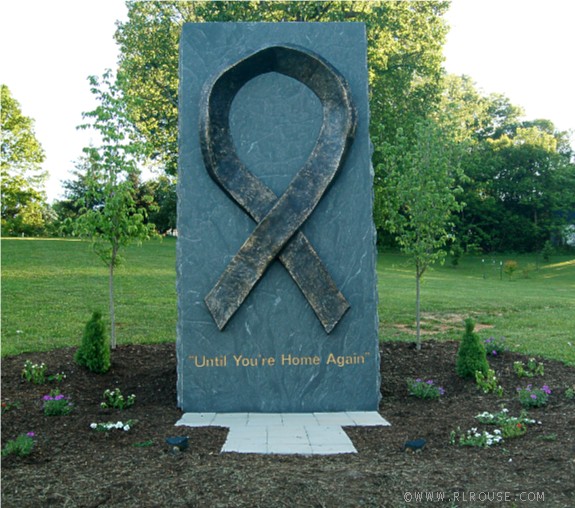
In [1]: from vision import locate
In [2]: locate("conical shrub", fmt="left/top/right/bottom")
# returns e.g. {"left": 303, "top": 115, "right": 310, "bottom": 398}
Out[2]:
{"left": 75, "top": 311, "right": 110, "bottom": 374}
{"left": 456, "top": 318, "right": 489, "bottom": 379}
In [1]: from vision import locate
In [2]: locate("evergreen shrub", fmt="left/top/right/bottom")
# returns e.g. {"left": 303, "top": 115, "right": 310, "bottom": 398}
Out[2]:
{"left": 75, "top": 311, "right": 110, "bottom": 374}
{"left": 456, "top": 318, "right": 489, "bottom": 379}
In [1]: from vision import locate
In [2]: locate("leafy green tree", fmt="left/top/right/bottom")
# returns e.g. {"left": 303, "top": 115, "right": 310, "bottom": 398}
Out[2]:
{"left": 1, "top": 84, "right": 50, "bottom": 235}
{"left": 457, "top": 119, "right": 575, "bottom": 252}
{"left": 53, "top": 152, "right": 107, "bottom": 233}
{"left": 75, "top": 70, "right": 157, "bottom": 349}
{"left": 141, "top": 175, "right": 177, "bottom": 235}
{"left": 378, "top": 118, "right": 464, "bottom": 349}
{"left": 114, "top": 1, "right": 449, "bottom": 179}
{"left": 435, "top": 75, "right": 575, "bottom": 253}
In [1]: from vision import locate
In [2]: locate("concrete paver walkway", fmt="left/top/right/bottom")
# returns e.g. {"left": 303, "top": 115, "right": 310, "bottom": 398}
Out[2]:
{"left": 176, "top": 412, "right": 390, "bottom": 455}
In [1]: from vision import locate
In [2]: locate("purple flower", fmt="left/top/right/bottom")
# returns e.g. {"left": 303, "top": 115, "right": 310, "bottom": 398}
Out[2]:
{"left": 415, "top": 378, "right": 422, "bottom": 383}
{"left": 42, "top": 395, "right": 53, "bottom": 401}
{"left": 426, "top": 380, "right": 434, "bottom": 385}
{"left": 439, "top": 387, "right": 446, "bottom": 395}
{"left": 54, "top": 394, "right": 65, "bottom": 401}
{"left": 542, "top": 385, "right": 551, "bottom": 394}
{"left": 530, "top": 394, "right": 538, "bottom": 400}
{"left": 492, "top": 350, "right": 497, "bottom": 356}
{"left": 26, "top": 432, "right": 35, "bottom": 437}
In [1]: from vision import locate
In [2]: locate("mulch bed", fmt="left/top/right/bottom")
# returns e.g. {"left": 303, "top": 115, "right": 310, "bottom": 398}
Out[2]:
{"left": 2, "top": 341, "right": 574, "bottom": 507}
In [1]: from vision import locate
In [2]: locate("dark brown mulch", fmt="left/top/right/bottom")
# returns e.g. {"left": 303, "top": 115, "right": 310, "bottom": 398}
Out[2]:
{"left": 2, "top": 341, "right": 574, "bottom": 507}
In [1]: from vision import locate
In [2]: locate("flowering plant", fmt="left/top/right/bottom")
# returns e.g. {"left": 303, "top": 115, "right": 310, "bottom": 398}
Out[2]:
{"left": 90, "top": 420, "right": 136, "bottom": 432}
{"left": 407, "top": 378, "right": 445, "bottom": 400}
{"left": 501, "top": 421, "right": 527, "bottom": 439}
{"left": 42, "top": 390, "right": 73, "bottom": 416}
{"left": 475, "top": 368, "right": 503, "bottom": 396}
{"left": 475, "top": 408, "right": 539, "bottom": 440}
{"left": 483, "top": 336, "right": 506, "bottom": 356}
{"left": 475, "top": 408, "right": 537, "bottom": 426}
{"left": 450, "top": 427, "right": 503, "bottom": 448}
{"left": 21, "top": 360, "right": 47, "bottom": 384}
{"left": 21, "top": 360, "right": 65, "bottom": 384}
{"left": 1, "top": 401, "right": 20, "bottom": 413}
{"left": 1, "top": 432, "right": 35, "bottom": 457}
{"left": 513, "top": 358, "right": 544, "bottom": 378}
{"left": 517, "top": 384, "right": 551, "bottom": 408}
{"left": 101, "top": 388, "right": 136, "bottom": 410}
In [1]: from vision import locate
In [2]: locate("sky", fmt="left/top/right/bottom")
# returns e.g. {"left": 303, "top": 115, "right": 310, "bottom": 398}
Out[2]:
{"left": 2, "top": 0, "right": 574, "bottom": 203}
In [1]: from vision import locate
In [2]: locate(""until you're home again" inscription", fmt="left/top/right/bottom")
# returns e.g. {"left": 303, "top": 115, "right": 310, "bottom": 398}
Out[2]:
{"left": 188, "top": 352, "right": 371, "bottom": 369}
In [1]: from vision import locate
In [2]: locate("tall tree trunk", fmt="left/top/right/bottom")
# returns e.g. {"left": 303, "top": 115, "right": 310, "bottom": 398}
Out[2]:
{"left": 415, "top": 270, "right": 421, "bottom": 350}
{"left": 109, "top": 244, "right": 118, "bottom": 350}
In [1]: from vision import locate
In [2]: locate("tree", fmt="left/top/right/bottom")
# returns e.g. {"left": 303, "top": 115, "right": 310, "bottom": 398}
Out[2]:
{"left": 1, "top": 84, "right": 49, "bottom": 235}
{"left": 53, "top": 153, "right": 107, "bottom": 234}
{"left": 113, "top": 1, "right": 449, "bottom": 179}
{"left": 141, "top": 175, "right": 177, "bottom": 235}
{"left": 75, "top": 70, "right": 157, "bottom": 349}
{"left": 377, "top": 118, "right": 464, "bottom": 349}
{"left": 433, "top": 75, "right": 575, "bottom": 253}
{"left": 456, "top": 119, "right": 575, "bottom": 252}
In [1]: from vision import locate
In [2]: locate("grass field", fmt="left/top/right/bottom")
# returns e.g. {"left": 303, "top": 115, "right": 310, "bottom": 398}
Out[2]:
{"left": 2, "top": 238, "right": 574, "bottom": 365}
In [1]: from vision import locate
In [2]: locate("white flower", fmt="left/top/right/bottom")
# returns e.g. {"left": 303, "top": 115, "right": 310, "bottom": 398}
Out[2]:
{"left": 494, "top": 429, "right": 502, "bottom": 435}
{"left": 115, "top": 422, "right": 123, "bottom": 429}
{"left": 90, "top": 423, "right": 97, "bottom": 429}
{"left": 502, "top": 408, "right": 509, "bottom": 413}
{"left": 123, "top": 425, "right": 130, "bottom": 432}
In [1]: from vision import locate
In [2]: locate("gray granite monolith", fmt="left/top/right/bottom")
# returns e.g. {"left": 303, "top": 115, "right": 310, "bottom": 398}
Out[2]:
{"left": 177, "top": 22, "right": 380, "bottom": 412}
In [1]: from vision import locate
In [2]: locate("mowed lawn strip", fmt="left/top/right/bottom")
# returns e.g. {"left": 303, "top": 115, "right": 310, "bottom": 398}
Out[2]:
{"left": 1, "top": 238, "right": 176, "bottom": 356}
{"left": 2, "top": 238, "right": 574, "bottom": 365}
{"left": 377, "top": 251, "right": 575, "bottom": 365}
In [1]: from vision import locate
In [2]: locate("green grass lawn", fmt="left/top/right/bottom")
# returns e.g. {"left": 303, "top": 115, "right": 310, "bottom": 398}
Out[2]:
{"left": 1, "top": 238, "right": 177, "bottom": 356}
{"left": 377, "top": 251, "right": 575, "bottom": 365}
{"left": 2, "top": 238, "right": 574, "bottom": 365}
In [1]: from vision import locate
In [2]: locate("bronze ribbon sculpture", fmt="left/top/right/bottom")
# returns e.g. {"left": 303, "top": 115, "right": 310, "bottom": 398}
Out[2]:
{"left": 200, "top": 45, "right": 357, "bottom": 334}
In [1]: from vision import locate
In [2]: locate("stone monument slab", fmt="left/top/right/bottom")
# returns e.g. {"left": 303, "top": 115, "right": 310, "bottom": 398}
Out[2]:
{"left": 177, "top": 22, "right": 380, "bottom": 412}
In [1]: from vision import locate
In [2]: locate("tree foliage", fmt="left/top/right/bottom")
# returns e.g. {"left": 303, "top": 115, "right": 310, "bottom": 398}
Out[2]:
{"left": 75, "top": 70, "right": 157, "bottom": 349}
{"left": 1, "top": 84, "right": 50, "bottom": 235}
{"left": 456, "top": 318, "right": 489, "bottom": 379}
{"left": 377, "top": 118, "right": 464, "bottom": 348}
{"left": 114, "top": 0, "right": 449, "bottom": 176}
{"left": 75, "top": 311, "right": 111, "bottom": 374}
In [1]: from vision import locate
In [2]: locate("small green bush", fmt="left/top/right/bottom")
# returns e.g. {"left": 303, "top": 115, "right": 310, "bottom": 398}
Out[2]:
{"left": 456, "top": 318, "right": 489, "bottom": 379}
{"left": 503, "top": 260, "right": 518, "bottom": 280}
{"left": 75, "top": 311, "right": 110, "bottom": 374}
{"left": 542, "top": 240, "right": 554, "bottom": 261}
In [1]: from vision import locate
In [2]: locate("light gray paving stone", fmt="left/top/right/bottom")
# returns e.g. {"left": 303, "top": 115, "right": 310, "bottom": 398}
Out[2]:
{"left": 247, "top": 413, "right": 283, "bottom": 426}
{"left": 281, "top": 413, "right": 320, "bottom": 425}
{"left": 346, "top": 411, "right": 391, "bottom": 426}
{"left": 211, "top": 413, "right": 250, "bottom": 426}
{"left": 175, "top": 412, "right": 216, "bottom": 427}
{"left": 313, "top": 412, "right": 356, "bottom": 426}
{"left": 176, "top": 412, "right": 389, "bottom": 455}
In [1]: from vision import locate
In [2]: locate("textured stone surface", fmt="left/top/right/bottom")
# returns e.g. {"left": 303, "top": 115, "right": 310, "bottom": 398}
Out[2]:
{"left": 200, "top": 45, "right": 356, "bottom": 333}
{"left": 177, "top": 23, "right": 379, "bottom": 412}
